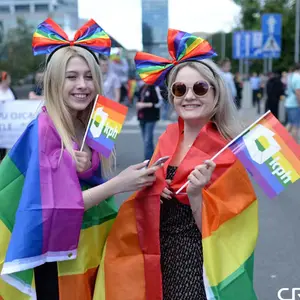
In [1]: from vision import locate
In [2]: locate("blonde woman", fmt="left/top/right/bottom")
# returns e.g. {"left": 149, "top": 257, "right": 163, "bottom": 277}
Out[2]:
{"left": 98, "top": 30, "right": 258, "bottom": 300}
{"left": 0, "top": 19, "right": 161, "bottom": 300}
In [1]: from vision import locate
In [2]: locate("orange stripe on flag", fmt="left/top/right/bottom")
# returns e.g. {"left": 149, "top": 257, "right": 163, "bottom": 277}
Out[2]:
{"left": 99, "top": 106, "right": 126, "bottom": 124}
{"left": 202, "top": 160, "right": 257, "bottom": 239}
{"left": 58, "top": 267, "right": 98, "bottom": 300}
{"left": 104, "top": 194, "right": 146, "bottom": 300}
{"left": 263, "top": 121, "right": 300, "bottom": 173}
{"left": 97, "top": 95, "right": 128, "bottom": 115}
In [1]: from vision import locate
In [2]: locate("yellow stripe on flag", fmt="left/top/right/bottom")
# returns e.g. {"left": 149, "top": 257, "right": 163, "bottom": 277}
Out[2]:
{"left": 258, "top": 136, "right": 300, "bottom": 182}
{"left": 203, "top": 200, "right": 258, "bottom": 286}
{"left": 58, "top": 219, "right": 114, "bottom": 276}
{"left": 0, "top": 221, "right": 10, "bottom": 267}
{"left": 93, "top": 243, "right": 107, "bottom": 300}
{"left": 0, "top": 222, "right": 31, "bottom": 300}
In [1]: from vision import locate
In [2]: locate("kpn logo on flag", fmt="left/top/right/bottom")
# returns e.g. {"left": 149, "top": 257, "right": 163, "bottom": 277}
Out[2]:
{"left": 229, "top": 112, "right": 300, "bottom": 198}
{"left": 86, "top": 95, "right": 128, "bottom": 157}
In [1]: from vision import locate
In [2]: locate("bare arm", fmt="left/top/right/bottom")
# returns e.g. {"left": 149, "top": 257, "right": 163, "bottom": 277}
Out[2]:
{"left": 114, "top": 87, "right": 121, "bottom": 102}
{"left": 189, "top": 194, "right": 202, "bottom": 232}
{"left": 82, "top": 176, "right": 120, "bottom": 210}
{"left": 295, "top": 89, "right": 300, "bottom": 104}
{"left": 29, "top": 91, "right": 44, "bottom": 100}
{"left": 82, "top": 161, "right": 163, "bottom": 211}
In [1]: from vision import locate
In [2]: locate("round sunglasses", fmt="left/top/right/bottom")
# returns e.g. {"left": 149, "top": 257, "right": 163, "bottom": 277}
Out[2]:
{"left": 171, "top": 80, "right": 213, "bottom": 98}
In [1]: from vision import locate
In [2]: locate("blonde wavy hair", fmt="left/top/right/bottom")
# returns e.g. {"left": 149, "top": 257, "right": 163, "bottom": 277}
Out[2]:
{"left": 167, "top": 59, "right": 243, "bottom": 140}
{"left": 43, "top": 46, "right": 115, "bottom": 178}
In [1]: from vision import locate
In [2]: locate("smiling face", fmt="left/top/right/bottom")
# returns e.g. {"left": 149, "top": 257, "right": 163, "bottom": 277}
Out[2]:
{"left": 62, "top": 56, "right": 96, "bottom": 115}
{"left": 172, "top": 65, "right": 216, "bottom": 124}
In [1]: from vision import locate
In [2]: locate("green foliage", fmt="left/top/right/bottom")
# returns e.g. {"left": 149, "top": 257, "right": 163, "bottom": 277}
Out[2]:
{"left": 0, "top": 18, "right": 44, "bottom": 84}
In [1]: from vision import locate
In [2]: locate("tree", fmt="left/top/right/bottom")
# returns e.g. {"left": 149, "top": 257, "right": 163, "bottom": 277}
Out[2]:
{"left": 0, "top": 18, "right": 44, "bottom": 83}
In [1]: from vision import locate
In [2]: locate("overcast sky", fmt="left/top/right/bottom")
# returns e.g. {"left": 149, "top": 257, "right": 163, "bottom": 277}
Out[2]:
{"left": 78, "top": 0, "right": 241, "bottom": 50}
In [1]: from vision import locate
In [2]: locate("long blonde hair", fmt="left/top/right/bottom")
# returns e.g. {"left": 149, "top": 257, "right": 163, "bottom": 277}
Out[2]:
{"left": 43, "top": 46, "right": 115, "bottom": 178}
{"left": 167, "top": 60, "right": 243, "bottom": 140}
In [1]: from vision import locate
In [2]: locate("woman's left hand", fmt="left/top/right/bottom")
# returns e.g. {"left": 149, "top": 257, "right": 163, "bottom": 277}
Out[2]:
{"left": 186, "top": 160, "right": 216, "bottom": 199}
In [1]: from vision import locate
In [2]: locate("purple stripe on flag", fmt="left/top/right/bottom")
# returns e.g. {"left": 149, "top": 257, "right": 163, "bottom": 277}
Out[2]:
{"left": 86, "top": 136, "right": 111, "bottom": 158}
{"left": 38, "top": 114, "right": 84, "bottom": 253}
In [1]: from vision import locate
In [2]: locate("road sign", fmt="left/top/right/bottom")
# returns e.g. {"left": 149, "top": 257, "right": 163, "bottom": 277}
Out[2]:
{"left": 233, "top": 31, "right": 263, "bottom": 59}
{"left": 262, "top": 13, "right": 282, "bottom": 58}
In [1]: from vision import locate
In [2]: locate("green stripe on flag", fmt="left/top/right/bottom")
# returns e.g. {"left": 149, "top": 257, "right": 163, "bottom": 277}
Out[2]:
{"left": 11, "top": 269, "right": 34, "bottom": 289}
{"left": 81, "top": 196, "right": 117, "bottom": 230}
{"left": 0, "top": 156, "right": 24, "bottom": 231}
{"left": 211, "top": 253, "right": 257, "bottom": 300}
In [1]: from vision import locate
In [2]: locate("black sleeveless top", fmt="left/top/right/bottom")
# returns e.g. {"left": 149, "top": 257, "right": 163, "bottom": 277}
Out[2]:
{"left": 160, "top": 166, "right": 207, "bottom": 300}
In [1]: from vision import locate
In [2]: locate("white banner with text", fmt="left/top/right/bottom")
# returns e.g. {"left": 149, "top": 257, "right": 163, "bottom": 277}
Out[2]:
{"left": 0, "top": 100, "right": 42, "bottom": 148}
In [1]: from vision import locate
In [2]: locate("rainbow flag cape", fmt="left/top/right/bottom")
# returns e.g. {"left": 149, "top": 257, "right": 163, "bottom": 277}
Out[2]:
{"left": 85, "top": 95, "right": 128, "bottom": 157}
{"left": 229, "top": 111, "right": 300, "bottom": 198}
{"left": 0, "top": 110, "right": 117, "bottom": 299}
{"left": 96, "top": 120, "right": 258, "bottom": 300}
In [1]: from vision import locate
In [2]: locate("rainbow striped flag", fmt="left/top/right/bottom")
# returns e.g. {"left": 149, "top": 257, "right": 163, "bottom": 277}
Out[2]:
{"left": 85, "top": 95, "right": 128, "bottom": 157}
{"left": 229, "top": 111, "right": 300, "bottom": 198}
{"left": 0, "top": 110, "right": 117, "bottom": 299}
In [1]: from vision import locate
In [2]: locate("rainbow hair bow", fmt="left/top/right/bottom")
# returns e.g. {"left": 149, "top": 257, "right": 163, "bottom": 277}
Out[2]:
{"left": 135, "top": 29, "right": 217, "bottom": 85}
{"left": 32, "top": 18, "right": 111, "bottom": 58}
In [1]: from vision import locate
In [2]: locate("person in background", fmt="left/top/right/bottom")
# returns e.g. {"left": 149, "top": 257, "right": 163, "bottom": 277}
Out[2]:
{"left": 219, "top": 58, "right": 237, "bottom": 102}
{"left": 285, "top": 63, "right": 300, "bottom": 141}
{"left": 265, "top": 69, "right": 285, "bottom": 119}
{"left": 234, "top": 72, "right": 243, "bottom": 110}
{"left": 110, "top": 49, "right": 129, "bottom": 104}
{"left": 250, "top": 72, "right": 261, "bottom": 114}
{"left": 0, "top": 71, "right": 17, "bottom": 160}
{"left": 0, "top": 71, "right": 17, "bottom": 102}
{"left": 28, "top": 71, "right": 44, "bottom": 100}
{"left": 99, "top": 55, "right": 121, "bottom": 102}
{"left": 136, "top": 83, "right": 160, "bottom": 160}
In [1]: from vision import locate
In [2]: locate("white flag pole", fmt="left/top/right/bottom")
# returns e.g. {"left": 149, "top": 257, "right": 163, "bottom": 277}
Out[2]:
{"left": 80, "top": 95, "right": 99, "bottom": 152}
{"left": 175, "top": 110, "right": 271, "bottom": 195}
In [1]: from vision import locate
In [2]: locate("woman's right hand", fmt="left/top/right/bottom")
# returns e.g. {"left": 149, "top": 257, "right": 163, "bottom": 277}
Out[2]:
{"left": 114, "top": 160, "right": 163, "bottom": 194}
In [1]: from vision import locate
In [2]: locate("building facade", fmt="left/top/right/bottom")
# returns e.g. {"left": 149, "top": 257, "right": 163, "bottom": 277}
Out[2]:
{"left": 0, "top": 0, "right": 78, "bottom": 40}
{"left": 141, "top": 0, "right": 169, "bottom": 59}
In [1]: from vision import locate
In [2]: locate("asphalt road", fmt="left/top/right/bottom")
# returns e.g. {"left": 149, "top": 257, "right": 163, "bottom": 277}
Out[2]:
{"left": 113, "top": 93, "right": 300, "bottom": 300}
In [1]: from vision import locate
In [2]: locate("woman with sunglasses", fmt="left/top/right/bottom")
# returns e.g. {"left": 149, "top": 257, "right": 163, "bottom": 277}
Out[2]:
{"left": 97, "top": 30, "right": 258, "bottom": 300}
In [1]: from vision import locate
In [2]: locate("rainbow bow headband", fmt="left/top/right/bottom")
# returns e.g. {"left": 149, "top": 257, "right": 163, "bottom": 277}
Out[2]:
{"left": 32, "top": 18, "right": 111, "bottom": 60}
{"left": 135, "top": 29, "right": 217, "bottom": 86}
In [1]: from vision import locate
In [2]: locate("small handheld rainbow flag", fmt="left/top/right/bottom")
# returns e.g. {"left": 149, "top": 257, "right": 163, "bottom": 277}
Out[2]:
{"left": 177, "top": 111, "right": 300, "bottom": 198}
{"left": 229, "top": 111, "right": 300, "bottom": 198}
{"left": 82, "top": 95, "right": 128, "bottom": 157}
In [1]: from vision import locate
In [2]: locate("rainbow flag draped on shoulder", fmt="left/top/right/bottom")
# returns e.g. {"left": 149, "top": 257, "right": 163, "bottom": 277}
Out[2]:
{"left": 0, "top": 109, "right": 117, "bottom": 300}
{"left": 96, "top": 120, "right": 258, "bottom": 300}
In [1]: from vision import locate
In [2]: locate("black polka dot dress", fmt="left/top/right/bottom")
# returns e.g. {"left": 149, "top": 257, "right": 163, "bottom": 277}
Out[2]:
{"left": 160, "top": 166, "right": 207, "bottom": 300}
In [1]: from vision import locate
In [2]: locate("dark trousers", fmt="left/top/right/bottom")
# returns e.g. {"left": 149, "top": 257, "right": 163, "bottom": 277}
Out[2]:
{"left": 252, "top": 89, "right": 261, "bottom": 114}
{"left": 139, "top": 120, "right": 156, "bottom": 160}
{"left": 119, "top": 84, "right": 128, "bottom": 103}
{"left": 34, "top": 262, "right": 59, "bottom": 300}
{"left": 0, "top": 149, "right": 6, "bottom": 161}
